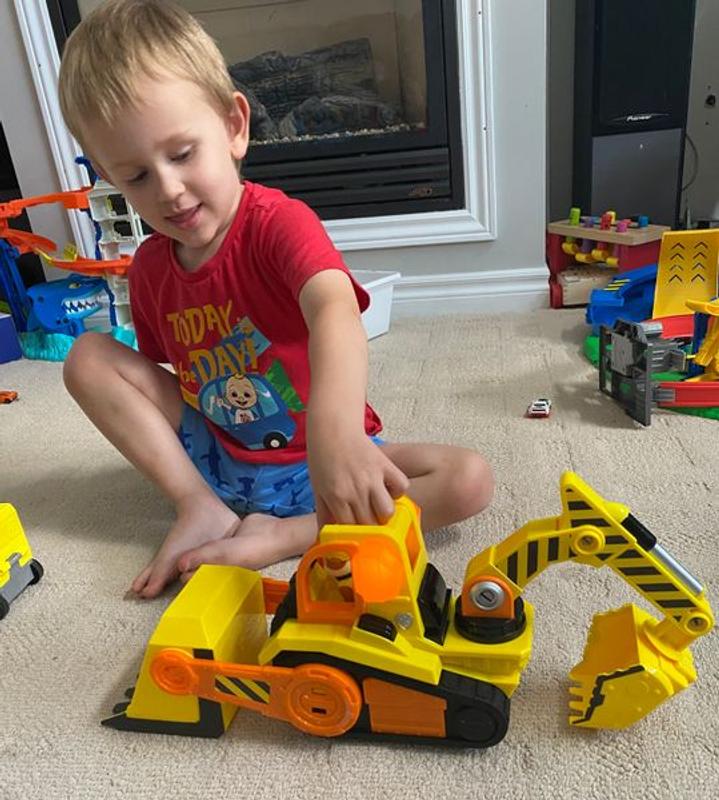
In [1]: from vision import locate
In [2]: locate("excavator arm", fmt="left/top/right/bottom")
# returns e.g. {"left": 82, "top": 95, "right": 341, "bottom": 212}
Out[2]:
{"left": 460, "top": 472, "right": 714, "bottom": 728}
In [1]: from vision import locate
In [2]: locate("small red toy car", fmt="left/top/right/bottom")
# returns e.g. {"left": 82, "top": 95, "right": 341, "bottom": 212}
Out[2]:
{"left": 0, "top": 391, "right": 18, "bottom": 404}
{"left": 526, "top": 397, "right": 551, "bottom": 418}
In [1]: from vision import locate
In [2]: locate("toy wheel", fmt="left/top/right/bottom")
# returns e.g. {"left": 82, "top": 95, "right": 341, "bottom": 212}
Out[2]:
{"left": 150, "top": 649, "right": 199, "bottom": 695}
{"left": 285, "top": 664, "right": 361, "bottom": 737}
{"left": 0, "top": 596, "right": 9, "bottom": 621}
{"left": 29, "top": 559, "right": 44, "bottom": 585}
{"left": 453, "top": 703, "right": 508, "bottom": 746}
{"left": 263, "top": 432, "right": 287, "bottom": 449}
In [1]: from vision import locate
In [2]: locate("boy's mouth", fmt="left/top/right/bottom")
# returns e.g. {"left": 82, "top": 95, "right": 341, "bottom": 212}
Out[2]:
{"left": 166, "top": 204, "right": 201, "bottom": 229}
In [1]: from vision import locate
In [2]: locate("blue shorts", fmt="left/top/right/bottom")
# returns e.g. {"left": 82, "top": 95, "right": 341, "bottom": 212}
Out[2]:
{"left": 179, "top": 404, "right": 383, "bottom": 518}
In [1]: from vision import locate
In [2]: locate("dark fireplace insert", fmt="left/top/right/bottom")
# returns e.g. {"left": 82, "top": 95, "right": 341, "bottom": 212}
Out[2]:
{"left": 49, "top": 0, "right": 464, "bottom": 221}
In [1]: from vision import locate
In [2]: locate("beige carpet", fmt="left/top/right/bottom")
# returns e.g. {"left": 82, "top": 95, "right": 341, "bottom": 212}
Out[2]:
{"left": 1, "top": 309, "right": 717, "bottom": 800}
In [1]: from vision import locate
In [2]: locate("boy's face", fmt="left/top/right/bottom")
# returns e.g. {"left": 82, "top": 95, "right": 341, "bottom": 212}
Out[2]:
{"left": 84, "top": 75, "right": 249, "bottom": 270}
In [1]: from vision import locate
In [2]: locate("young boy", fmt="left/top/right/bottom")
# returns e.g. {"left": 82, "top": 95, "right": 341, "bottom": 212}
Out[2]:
{"left": 58, "top": 0, "right": 494, "bottom": 599}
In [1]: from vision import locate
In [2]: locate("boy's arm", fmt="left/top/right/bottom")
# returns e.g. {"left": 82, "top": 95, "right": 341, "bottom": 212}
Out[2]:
{"left": 299, "top": 269, "right": 409, "bottom": 529}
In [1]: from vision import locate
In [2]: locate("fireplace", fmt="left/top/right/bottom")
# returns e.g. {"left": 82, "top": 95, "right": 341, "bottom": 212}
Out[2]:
{"left": 48, "top": 0, "right": 465, "bottom": 221}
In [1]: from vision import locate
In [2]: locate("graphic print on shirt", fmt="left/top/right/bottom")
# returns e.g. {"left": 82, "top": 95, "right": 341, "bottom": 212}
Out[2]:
{"left": 168, "top": 306, "right": 304, "bottom": 451}
{"left": 200, "top": 370, "right": 297, "bottom": 451}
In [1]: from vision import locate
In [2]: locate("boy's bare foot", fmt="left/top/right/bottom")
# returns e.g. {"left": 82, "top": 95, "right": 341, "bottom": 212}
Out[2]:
{"left": 131, "top": 494, "right": 240, "bottom": 598}
{"left": 176, "top": 512, "right": 318, "bottom": 581}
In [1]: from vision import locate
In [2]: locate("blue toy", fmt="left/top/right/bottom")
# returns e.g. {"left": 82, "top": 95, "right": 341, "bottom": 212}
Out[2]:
{"left": 585, "top": 263, "right": 658, "bottom": 334}
{"left": 0, "top": 238, "right": 32, "bottom": 333}
{"left": 0, "top": 312, "right": 22, "bottom": 364}
{"left": 26, "top": 273, "right": 109, "bottom": 336}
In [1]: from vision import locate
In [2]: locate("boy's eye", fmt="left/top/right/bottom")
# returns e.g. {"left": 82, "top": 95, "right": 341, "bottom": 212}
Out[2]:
{"left": 171, "top": 148, "right": 193, "bottom": 163}
{"left": 127, "top": 171, "right": 147, "bottom": 185}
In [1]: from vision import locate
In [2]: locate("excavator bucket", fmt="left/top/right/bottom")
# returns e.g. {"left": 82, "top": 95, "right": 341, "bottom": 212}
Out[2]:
{"left": 568, "top": 603, "right": 697, "bottom": 729}
{"left": 102, "top": 565, "right": 268, "bottom": 737}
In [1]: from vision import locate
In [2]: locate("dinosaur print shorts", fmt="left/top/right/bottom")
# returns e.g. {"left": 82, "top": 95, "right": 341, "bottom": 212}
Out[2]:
{"left": 178, "top": 404, "right": 383, "bottom": 518}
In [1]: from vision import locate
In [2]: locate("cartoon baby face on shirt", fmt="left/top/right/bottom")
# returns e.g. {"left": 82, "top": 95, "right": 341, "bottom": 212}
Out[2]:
{"left": 214, "top": 372, "right": 259, "bottom": 424}
{"left": 225, "top": 373, "right": 257, "bottom": 411}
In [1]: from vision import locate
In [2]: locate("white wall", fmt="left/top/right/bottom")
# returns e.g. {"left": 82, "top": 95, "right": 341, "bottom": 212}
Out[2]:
{"left": 684, "top": 0, "right": 719, "bottom": 222}
{"left": 347, "top": 0, "right": 547, "bottom": 282}
{"left": 5, "top": 0, "right": 548, "bottom": 302}
{"left": 0, "top": 1, "right": 72, "bottom": 279}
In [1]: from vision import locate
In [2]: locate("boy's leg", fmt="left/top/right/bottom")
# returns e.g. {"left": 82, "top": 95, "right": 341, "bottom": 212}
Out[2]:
{"left": 379, "top": 441, "right": 494, "bottom": 530}
{"left": 175, "top": 441, "right": 493, "bottom": 577}
{"left": 63, "top": 332, "right": 240, "bottom": 597}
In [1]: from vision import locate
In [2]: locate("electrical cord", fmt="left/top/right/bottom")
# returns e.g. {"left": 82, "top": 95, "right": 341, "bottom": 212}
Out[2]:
{"left": 682, "top": 132, "right": 699, "bottom": 192}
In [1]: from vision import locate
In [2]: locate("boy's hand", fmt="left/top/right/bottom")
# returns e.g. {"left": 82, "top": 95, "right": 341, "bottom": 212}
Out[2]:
{"left": 309, "top": 435, "right": 410, "bottom": 530}
{"left": 299, "top": 269, "right": 409, "bottom": 529}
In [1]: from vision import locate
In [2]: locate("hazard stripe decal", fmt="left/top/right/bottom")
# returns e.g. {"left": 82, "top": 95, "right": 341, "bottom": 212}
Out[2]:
{"left": 658, "top": 599, "right": 696, "bottom": 609}
{"left": 605, "top": 535, "right": 628, "bottom": 545}
{"left": 214, "top": 676, "right": 270, "bottom": 704}
{"left": 526, "top": 541, "right": 539, "bottom": 577}
{"left": 570, "top": 517, "right": 611, "bottom": 528}
{"left": 547, "top": 537, "right": 559, "bottom": 561}
{"left": 638, "top": 582, "right": 678, "bottom": 593}
{"left": 507, "top": 552, "right": 518, "bottom": 584}
{"left": 620, "top": 566, "right": 661, "bottom": 576}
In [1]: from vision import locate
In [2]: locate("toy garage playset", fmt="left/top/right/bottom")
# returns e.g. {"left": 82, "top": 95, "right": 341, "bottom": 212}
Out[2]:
{"left": 591, "top": 229, "right": 719, "bottom": 424}
{"left": 102, "top": 473, "right": 713, "bottom": 749}
{"left": 548, "top": 209, "right": 719, "bottom": 425}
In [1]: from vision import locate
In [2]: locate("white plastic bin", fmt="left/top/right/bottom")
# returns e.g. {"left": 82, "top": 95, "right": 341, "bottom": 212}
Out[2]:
{"left": 353, "top": 270, "right": 401, "bottom": 340}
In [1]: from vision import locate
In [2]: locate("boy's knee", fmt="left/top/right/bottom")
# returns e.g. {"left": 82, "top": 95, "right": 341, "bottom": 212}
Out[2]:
{"left": 63, "top": 331, "right": 111, "bottom": 392}
{"left": 451, "top": 451, "right": 495, "bottom": 519}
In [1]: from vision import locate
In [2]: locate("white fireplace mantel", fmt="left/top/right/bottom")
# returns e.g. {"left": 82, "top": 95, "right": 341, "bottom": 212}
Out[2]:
{"left": 326, "top": 0, "right": 496, "bottom": 250}
{"left": 14, "top": 0, "right": 496, "bottom": 255}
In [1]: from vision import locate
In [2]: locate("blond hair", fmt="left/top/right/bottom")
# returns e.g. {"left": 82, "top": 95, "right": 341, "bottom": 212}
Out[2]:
{"left": 58, "top": 0, "right": 236, "bottom": 151}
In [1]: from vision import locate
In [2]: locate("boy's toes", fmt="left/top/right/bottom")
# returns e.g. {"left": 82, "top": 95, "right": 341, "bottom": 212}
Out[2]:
{"left": 130, "top": 564, "right": 153, "bottom": 596}
{"left": 179, "top": 568, "right": 198, "bottom": 585}
{"left": 137, "top": 557, "right": 179, "bottom": 599}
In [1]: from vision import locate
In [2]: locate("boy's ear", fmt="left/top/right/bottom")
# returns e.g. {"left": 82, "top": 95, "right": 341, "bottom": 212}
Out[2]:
{"left": 228, "top": 91, "right": 251, "bottom": 161}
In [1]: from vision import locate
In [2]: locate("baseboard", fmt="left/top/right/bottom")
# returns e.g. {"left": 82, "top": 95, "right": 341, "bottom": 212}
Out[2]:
{"left": 392, "top": 266, "right": 550, "bottom": 316}
{"left": 83, "top": 267, "right": 550, "bottom": 333}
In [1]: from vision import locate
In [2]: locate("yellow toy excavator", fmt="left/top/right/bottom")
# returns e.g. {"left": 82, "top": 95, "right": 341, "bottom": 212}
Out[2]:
{"left": 103, "top": 473, "right": 714, "bottom": 748}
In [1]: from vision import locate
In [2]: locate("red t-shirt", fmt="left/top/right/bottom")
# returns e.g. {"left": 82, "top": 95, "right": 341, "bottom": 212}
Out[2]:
{"left": 128, "top": 181, "right": 382, "bottom": 464}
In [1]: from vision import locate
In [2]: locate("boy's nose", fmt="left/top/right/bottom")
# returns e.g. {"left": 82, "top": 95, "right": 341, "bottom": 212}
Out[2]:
{"left": 155, "top": 169, "right": 184, "bottom": 203}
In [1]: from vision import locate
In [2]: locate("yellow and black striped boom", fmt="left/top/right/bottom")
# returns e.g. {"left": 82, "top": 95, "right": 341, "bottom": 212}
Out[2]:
{"left": 462, "top": 472, "right": 713, "bottom": 650}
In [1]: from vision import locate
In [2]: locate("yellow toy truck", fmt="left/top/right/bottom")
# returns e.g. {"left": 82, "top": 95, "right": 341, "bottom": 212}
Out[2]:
{"left": 103, "top": 473, "right": 713, "bottom": 747}
{"left": 0, "top": 503, "right": 43, "bottom": 620}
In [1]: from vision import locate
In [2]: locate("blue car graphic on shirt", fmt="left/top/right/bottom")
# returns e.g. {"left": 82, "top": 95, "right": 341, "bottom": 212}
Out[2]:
{"left": 199, "top": 372, "right": 296, "bottom": 451}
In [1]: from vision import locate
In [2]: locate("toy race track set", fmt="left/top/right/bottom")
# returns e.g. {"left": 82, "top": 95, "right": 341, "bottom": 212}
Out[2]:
{"left": 547, "top": 211, "right": 719, "bottom": 426}
{"left": 590, "top": 229, "right": 719, "bottom": 425}
{"left": 0, "top": 184, "right": 135, "bottom": 361}
{"left": 102, "top": 473, "right": 713, "bottom": 749}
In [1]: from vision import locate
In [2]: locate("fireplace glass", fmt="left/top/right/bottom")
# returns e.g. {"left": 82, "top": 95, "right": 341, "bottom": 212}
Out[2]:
{"left": 53, "top": 0, "right": 464, "bottom": 220}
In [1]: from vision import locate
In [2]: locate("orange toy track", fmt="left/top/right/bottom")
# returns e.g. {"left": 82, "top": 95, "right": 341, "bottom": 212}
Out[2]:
{"left": 37, "top": 252, "right": 132, "bottom": 276}
{"left": 0, "top": 188, "right": 132, "bottom": 276}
